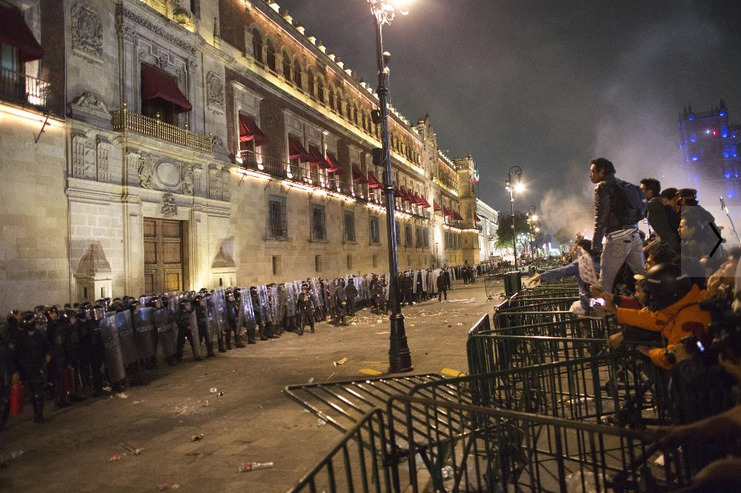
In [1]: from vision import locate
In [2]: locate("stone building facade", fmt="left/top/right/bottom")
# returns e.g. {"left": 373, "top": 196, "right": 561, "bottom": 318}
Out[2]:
{"left": 0, "top": 0, "right": 480, "bottom": 313}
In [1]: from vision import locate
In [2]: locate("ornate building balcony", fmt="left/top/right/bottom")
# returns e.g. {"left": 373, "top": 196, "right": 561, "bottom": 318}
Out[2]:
{"left": 0, "top": 68, "right": 51, "bottom": 111}
{"left": 111, "top": 105, "right": 212, "bottom": 152}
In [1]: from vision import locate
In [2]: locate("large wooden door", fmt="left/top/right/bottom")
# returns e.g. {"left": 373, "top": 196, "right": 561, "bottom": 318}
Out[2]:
{"left": 144, "top": 218, "right": 186, "bottom": 293}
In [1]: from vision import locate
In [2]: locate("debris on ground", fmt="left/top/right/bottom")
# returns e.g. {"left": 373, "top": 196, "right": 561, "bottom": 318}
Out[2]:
{"left": 156, "top": 483, "right": 180, "bottom": 491}
{"left": 238, "top": 461, "right": 274, "bottom": 472}
{"left": 116, "top": 392, "right": 128, "bottom": 399}
{"left": 191, "top": 434, "right": 204, "bottom": 442}
{"left": 0, "top": 450, "right": 24, "bottom": 467}
{"left": 333, "top": 357, "right": 348, "bottom": 366}
{"left": 441, "top": 368, "right": 468, "bottom": 378}
{"left": 316, "top": 418, "right": 327, "bottom": 427}
{"left": 308, "top": 377, "right": 315, "bottom": 383}
{"left": 456, "top": 323, "right": 463, "bottom": 326}
{"left": 109, "top": 455, "right": 122, "bottom": 462}
{"left": 359, "top": 368, "right": 383, "bottom": 376}
{"left": 119, "top": 442, "right": 143, "bottom": 456}
{"left": 209, "top": 387, "right": 218, "bottom": 394}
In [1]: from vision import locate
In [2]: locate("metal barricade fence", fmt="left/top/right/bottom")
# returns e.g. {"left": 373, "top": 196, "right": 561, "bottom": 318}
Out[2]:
{"left": 467, "top": 312, "right": 491, "bottom": 336}
{"left": 384, "top": 396, "right": 691, "bottom": 493}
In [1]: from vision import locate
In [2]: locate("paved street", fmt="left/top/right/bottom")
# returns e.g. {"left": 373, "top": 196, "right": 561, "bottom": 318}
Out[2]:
{"left": 0, "top": 280, "right": 503, "bottom": 493}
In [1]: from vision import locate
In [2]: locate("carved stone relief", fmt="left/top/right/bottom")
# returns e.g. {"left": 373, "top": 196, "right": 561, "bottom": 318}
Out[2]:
{"left": 182, "top": 164, "right": 194, "bottom": 195}
{"left": 209, "top": 166, "right": 222, "bottom": 200}
{"left": 206, "top": 72, "right": 225, "bottom": 114}
{"left": 154, "top": 161, "right": 181, "bottom": 188}
{"left": 221, "top": 169, "right": 231, "bottom": 202}
{"left": 138, "top": 153, "right": 155, "bottom": 189}
{"left": 161, "top": 193, "right": 177, "bottom": 217}
{"left": 194, "top": 167, "right": 203, "bottom": 196}
{"left": 70, "top": 91, "right": 110, "bottom": 119}
{"left": 71, "top": 3, "right": 103, "bottom": 63}
{"left": 72, "top": 133, "right": 95, "bottom": 179}
{"left": 126, "top": 151, "right": 140, "bottom": 186}
{"left": 96, "top": 138, "right": 110, "bottom": 182}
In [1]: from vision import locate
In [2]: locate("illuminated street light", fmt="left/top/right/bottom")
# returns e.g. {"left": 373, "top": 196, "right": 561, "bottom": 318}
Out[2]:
{"left": 367, "top": 0, "right": 413, "bottom": 373}
{"left": 507, "top": 166, "right": 523, "bottom": 269}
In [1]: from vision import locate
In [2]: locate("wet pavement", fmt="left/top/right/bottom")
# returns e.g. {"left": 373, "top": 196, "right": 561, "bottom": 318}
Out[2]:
{"left": 0, "top": 280, "right": 503, "bottom": 492}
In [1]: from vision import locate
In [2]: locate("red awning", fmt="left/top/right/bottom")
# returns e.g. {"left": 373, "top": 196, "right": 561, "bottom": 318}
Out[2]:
{"left": 442, "top": 206, "right": 453, "bottom": 217}
{"left": 352, "top": 165, "right": 368, "bottom": 183}
{"left": 0, "top": 4, "right": 44, "bottom": 63}
{"left": 141, "top": 64, "right": 193, "bottom": 112}
{"left": 367, "top": 171, "right": 382, "bottom": 189}
{"left": 325, "top": 152, "right": 344, "bottom": 174}
{"left": 433, "top": 200, "right": 442, "bottom": 212}
{"left": 413, "top": 192, "right": 426, "bottom": 206}
{"left": 238, "top": 113, "right": 269, "bottom": 146}
{"left": 400, "top": 187, "right": 413, "bottom": 202}
{"left": 288, "top": 137, "right": 312, "bottom": 161}
{"left": 453, "top": 211, "right": 464, "bottom": 221}
{"left": 418, "top": 195, "right": 432, "bottom": 208}
{"left": 474, "top": 214, "right": 482, "bottom": 222}
{"left": 308, "top": 146, "right": 329, "bottom": 169}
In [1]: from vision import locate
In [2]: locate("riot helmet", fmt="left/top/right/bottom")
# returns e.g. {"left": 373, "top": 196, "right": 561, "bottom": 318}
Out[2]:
{"left": 148, "top": 297, "right": 162, "bottom": 309}
{"left": 91, "top": 304, "right": 106, "bottom": 322}
{"left": 640, "top": 263, "right": 692, "bottom": 311}
{"left": 109, "top": 300, "right": 124, "bottom": 313}
{"left": 61, "top": 309, "right": 77, "bottom": 325}
{"left": 19, "top": 311, "right": 38, "bottom": 332}
{"left": 178, "top": 299, "right": 192, "bottom": 312}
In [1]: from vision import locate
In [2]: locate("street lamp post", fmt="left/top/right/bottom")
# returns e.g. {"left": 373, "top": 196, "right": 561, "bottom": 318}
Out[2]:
{"left": 368, "top": 0, "right": 412, "bottom": 373}
{"left": 506, "top": 166, "right": 522, "bottom": 269}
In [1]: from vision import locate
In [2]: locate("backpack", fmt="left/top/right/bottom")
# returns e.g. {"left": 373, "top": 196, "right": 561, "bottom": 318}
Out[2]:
{"left": 615, "top": 179, "right": 647, "bottom": 225}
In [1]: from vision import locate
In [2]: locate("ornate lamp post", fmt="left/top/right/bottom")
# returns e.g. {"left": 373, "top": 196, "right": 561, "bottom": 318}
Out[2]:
{"left": 506, "top": 166, "right": 523, "bottom": 269}
{"left": 367, "top": 0, "right": 412, "bottom": 373}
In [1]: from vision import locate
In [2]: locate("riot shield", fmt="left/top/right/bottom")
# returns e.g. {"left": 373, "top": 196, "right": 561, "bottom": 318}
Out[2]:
{"left": 212, "top": 289, "right": 227, "bottom": 337}
{"left": 188, "top": 309, "right": 201, "bottom": 358}
{"left": 258, "top": 285, "right": 272, "bottom": 324}
{"left": 309, "top": 278, "right": 323, "bottom": 309}
{"left": 134, "top": 307, "right": 156, "bottom": 359}
{"left": 268, "top": 284, "right": 279, "bottom": 324}
{"left": 205, "top": 296, "right": 219, "bottom": 341}
{"left": 285, "top": 282, "right": 297, "bottom": 318}
{"left": 115, "top": 310, "right": 138, "bottom": 366}
{"left": 99, "top": 314, "right": 126, "bottom": 384}
{"left": 240, "top": 289, "right": 256, "bottom": 330}
{"left": 154, "top": 307, "right": 176, "bottom": 358}
{"left": 166, "top": 296, "right": 179, "bottom": 352}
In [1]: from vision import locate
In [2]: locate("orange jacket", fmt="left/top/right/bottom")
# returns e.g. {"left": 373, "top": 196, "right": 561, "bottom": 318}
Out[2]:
{"left": 616, "top": 285, "right": 711, "bottom": 369}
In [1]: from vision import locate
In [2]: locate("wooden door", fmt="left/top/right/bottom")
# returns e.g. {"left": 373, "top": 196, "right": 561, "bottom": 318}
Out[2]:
{"left": 144, "top": 218, "right": 185, "bottom": 293}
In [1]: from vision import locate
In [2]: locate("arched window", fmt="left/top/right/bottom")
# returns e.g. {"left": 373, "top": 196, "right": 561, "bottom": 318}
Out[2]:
{"left": 293, "top": 59, "right": 302, "bottom": 88}
{"left": 316, "top": 77, "right": 325, "bottom": 104}
{"left": 336, "top": 91, "right": 344, "bottom": 117}
{"left": 266, "top": 39, "right": 277, "bottom": 72}
{"left": 252, "top": 29, "right": 263, "bottom": 64}
{"left": 282, "top": 49, "right": 292, "bottom": 80}
{"left": 328, "top": 86, "right": 335, "bottom": 111}
{"left": 307, "top": 69, "right": 315, "bottom": 97}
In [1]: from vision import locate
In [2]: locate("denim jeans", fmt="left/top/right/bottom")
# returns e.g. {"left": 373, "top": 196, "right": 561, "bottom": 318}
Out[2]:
{"left": 599, "top": 228, "right": 645, "bottom": 293}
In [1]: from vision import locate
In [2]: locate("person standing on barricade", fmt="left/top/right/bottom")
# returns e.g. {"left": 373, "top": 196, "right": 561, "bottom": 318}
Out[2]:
{"left": 297, "top": 284, "right": 316, "bottom": 335}
{"left": 588, "top": 157, "right": 646, "bottom": 294}
{"left": 13, "top": 312, "right": 51, "bottom": 423}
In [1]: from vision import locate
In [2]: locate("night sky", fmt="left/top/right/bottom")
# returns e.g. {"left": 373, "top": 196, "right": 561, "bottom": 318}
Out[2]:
{"left": 275, "top": 0, "right": 741, "bottom": 235}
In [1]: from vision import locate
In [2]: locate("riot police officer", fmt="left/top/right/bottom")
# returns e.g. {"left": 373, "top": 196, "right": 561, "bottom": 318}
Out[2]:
{"left": 297, "top": 284, "right": 316, "bottom": 335}
{"left": 175, "top": 299, "right": 203, "bottom": 362}
{"left": 193, "top": 295, "right": 216, "bottom": 357}
{"left": 13, "top": 312, "right": 51, "bottom": 423}
{"left": 345, "top": 278, "right": 358, "bottom": 316}
{"left": 225, "top": 290, "right": 245, "bottom": 349}
{"left": 250, "top": 287, "right": 268, "bottom": 341}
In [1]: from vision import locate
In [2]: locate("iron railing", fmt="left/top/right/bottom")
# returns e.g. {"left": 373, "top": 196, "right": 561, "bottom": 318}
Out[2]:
{"left": 0, "top": 67, "right": 50, "bottom": 110}
{"left": 110, "top": 106, "right": 212, "bottom": 152}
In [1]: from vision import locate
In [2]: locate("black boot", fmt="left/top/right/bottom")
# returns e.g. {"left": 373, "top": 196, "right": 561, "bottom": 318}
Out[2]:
{"left": 32, "top": 394, "right": 45, "bottom": 424}
{"left": 217, "top": 334, "right": 226, "bottom": 353}
{"left": 258, "top": 324, "right": 268, "bottom": 341}
{"left": 246, "top": 326, "right": 257, "bottom": 344}
{"left": 234, "top": 331, "right": 245, "bottom": 348}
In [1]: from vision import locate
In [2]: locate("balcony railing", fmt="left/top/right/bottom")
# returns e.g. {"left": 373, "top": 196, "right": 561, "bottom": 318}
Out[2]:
{"left": 111, "top": 106, "right": 212, "bottom": 152}
{"left": 1, "top": 67, "right": 51, "bottom": 110}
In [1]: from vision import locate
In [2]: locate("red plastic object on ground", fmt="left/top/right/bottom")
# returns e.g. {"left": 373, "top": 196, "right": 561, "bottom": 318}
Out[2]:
{"left": 9, "top": 384, "right": 24, "bottom": 416}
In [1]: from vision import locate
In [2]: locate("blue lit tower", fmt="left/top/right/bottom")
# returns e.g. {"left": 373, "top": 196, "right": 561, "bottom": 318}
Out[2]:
{"left": 678, "top": 100, "right": 741, "bottom": 201}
